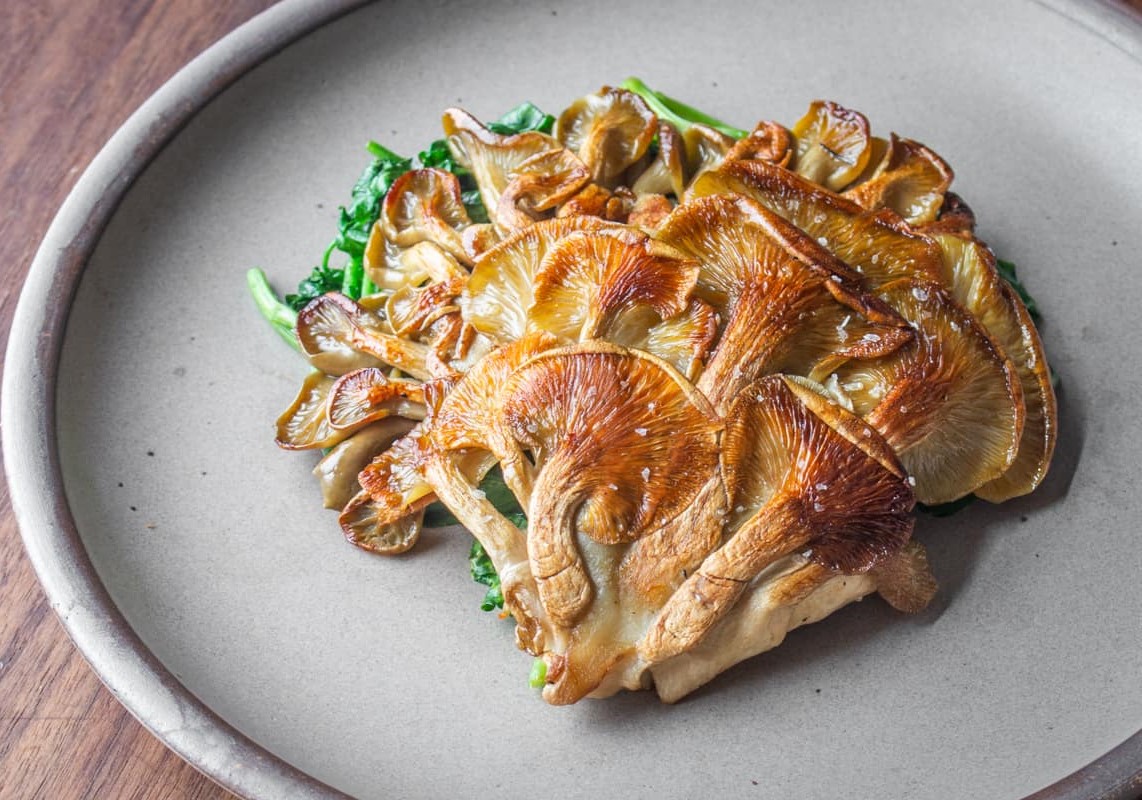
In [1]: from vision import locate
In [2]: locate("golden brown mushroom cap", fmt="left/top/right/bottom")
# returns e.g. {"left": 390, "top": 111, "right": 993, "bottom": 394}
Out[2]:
{"left": 640, "top": 374, "right": 914, "bottom": 662}
{"left": 499, "top": 342, "right": 721, "bottom": 628}
{"left": 833, "top": 279, "right": 1024, "bottom": 504}
{"left": 326, "top": 368, "right": 426, "bottom": 430}
{"left": 657, "top": 193, "right": 912, "bottom": 409}
{"left": 725, "top": 121, "right": 793, "bottom": 166}
{"left": 295, "top": 294, "right": 432, "bottom": 380}
{"left": 790, "top": 100, "right": 873, "bottom": 190}
{"left": 555, "top": 87, "right": 658, "bottom": 188}
{"left": 935, "top": 234, "right": 1056, "bottom": 501}
{"left": 843, "top": 134, "right": 954, "bottom": 225}
{"left": 460, "top": 215, "right": 622, "bottom": 343}
{"left": 528, "top": 227, "right": 700, "bottom": 342}
{"left": 380, "top": 168, "right": 472, "bottom": 261}
{"left": 689, "top": 158, "right": 950, "bottom": 288}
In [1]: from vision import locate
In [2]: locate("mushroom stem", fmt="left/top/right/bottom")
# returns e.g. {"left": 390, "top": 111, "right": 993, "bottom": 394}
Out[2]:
{"left": 525, "top": 458, "right": 595, "bottom": 628}
{"left": 640, "top": 493, "right": 809, "bottom": 663}
{"left": 422, "top": 454, "right": 550, "bottom": 651}
{"left": 349, "top": 326, "right": 433, "bottom": 381}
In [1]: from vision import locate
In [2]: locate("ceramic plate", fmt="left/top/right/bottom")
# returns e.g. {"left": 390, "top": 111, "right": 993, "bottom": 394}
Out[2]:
{"left": 6, "top": 1, "right": 1142, "bottom": 798}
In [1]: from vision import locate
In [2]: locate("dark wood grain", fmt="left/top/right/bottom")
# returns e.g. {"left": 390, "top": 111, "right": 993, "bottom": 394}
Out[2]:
{"left": 0, "top": 3, "right": 275, "bottom": 798}
{"left": 2, "top": 1, "right": 1142, "bottom": 799}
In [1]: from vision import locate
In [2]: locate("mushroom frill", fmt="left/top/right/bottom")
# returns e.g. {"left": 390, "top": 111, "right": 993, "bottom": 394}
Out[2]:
{"left": 272, "top": 85, "right": 1056, "bottom": 704}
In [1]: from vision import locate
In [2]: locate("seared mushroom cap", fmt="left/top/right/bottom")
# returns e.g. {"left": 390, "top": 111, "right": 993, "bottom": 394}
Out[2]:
{"left": 295, "top": 293, "right": 432, "bottom": 380}
{"left": 843, "top": 134, "right": 954, "bottom": 225}
{"left": 499, "top": 342, "right": 721, "bottom": 629}
{"left": 657, "top": 194, "right": 912, "bottom": 409}
{"left": 495, "top": 148, "right": 591, "bottom": 231}
{"left": 640, "top": 374, "right": 914, "bottom": 662}
{"left": 275, "top": 371, "right": 350, "bottom": 450}
{"left": 832, "top": 279, "right": 1023, "bottom": 504}
{"left": 461, "top": 215, "right": 621, "bottom": 342}
{"left": 631, "top": 122, "right": 687, "bottom": 198}
{"left": 313, "top": 417, "right": 417, "bottom": 509}
{"left": 725, "top": 120, "right": 793, "bottom": 166}
{"left": 555, "top": 87, "right": 658, "bottom": 187}
{"left": 935, "top": 233, "right": 1056, "bottom": 501}
{"left": 689, "top": 158, "right": 950, "bottom": 288}
{"left": 380, "top": 168, "right": 472, "bottom": 261}
{"left": 790, "top": 100, "right": 872, "bottom": 191}
{"left": 528, "top": 228, "right": 700, "bottom": 342}
{"left": 326, "top": 368, "right": 426, "bottom": 430}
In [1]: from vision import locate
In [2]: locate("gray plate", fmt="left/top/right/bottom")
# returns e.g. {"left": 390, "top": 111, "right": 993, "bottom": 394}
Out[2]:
{"left": 5, "top": 1, "right": 1142, "bottom": 798}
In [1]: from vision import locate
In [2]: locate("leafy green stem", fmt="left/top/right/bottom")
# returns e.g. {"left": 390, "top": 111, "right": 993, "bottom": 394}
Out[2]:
{"left": 246, "top": 268, "right": 300, "bottom": 351}
{"left": 620, "top": 77, "right": 748, "bottom": 140}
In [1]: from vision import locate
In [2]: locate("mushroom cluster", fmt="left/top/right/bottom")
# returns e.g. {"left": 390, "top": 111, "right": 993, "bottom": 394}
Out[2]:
{"left": 274, "top": 86, "right": 1055, "bottom": 704}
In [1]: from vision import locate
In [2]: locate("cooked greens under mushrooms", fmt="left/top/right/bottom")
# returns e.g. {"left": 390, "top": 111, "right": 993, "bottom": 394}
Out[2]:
{"left": 249, "top": 81, "right": 1057, "bottom": 705}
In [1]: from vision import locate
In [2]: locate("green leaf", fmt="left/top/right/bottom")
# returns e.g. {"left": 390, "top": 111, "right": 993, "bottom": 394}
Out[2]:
{"left": 995, "top": 259, "right": 1041, "bottom": 323}
{"left": 417, "top": 139, "right": 460, "bottom": 172}
{"left": 487, "top": 101, "right": 555, "bottom": 135}
{"left": 284, "top": 263, "right": 345, "bottom": 312}
{"left": 619, "top": 77, "right": 748, "bottom": 140}
{"left": 469, "top": 539, "right": 504, "bottom": 612}
{"left": 917, "top": 494, "right": 977, "bottom": 517}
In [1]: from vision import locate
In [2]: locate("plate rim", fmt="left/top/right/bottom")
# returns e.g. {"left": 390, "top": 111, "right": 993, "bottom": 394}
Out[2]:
{"left": 2, "top": 1, "right": 1141, "bottom": 798}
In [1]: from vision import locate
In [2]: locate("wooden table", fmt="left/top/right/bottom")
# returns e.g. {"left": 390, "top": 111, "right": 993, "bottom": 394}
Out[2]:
{"left": 2, "top": 2, "right": 1142, "bottom": 798}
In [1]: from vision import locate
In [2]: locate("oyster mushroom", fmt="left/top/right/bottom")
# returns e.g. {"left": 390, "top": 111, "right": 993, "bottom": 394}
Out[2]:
{"left": 460, "top": 215, "right": 621, "bottom": 343}
{"left": 295, "top": 293, "right": 432, "bottom": 380}
{"left": 384, "top": 275, "right": 465, "bottom": 337}
{"left": 631, "top": 122, "right": 687, "bottom": 198}
{"left": 442, "top": 108, "right": 568, "bottom": 229}
{"left": 417, "top": 333, "right": 563, "bottom": 651}
{"left": 790, "top": 100, "right": 872, "bottom": 191}
{"left": 364, "top": 231, "right": 467, "bottom": 293}
{"left": 935, "top": 234, "right": 1056, "bottom": 501}
{"left": 725, "top": 120, "right": 793, "bottom": 166}
{"left": 657, "top": 194, "right": 913, "bottom": 410}
{"left": 527, "top": 227, "right": 700, "bottom": 343}
{"left": 648, "top": 538, "right": 936, "bottom": 702}
{"left": 554, "top": 87, "right": 658, "bottom": 188}
{"left": 689, "top": 158, "right": 951, "bottom": 288}
{"left": 275, "top": 371, "right": 351, "bottom": 450}
{"left": 843, "top": 134, "right": 954, "bottom": 225}
{"left": 313, "top": 418, "right": 417, "bottom": 510}
{"left": 831, "top": 279, "right": 1023, "bottom": 504}
{"left": 601, "top": 298, "right": 718, "bottom": 382}
{"left": 495, "top": 148, "right": 591, "bottom": 231}
{"left": 326, "top": 367, "right": 426, "bottom": 429}
{"left": 380, "top": 168, "right": 472, "bottom": 262}
{"left": 682, "top": 123, "right": 736, "bottom": 185}
{"left": 640, "top": 374, "right": 915, "bottom": 663}
{"left": 497, "top": 343, "right": 721, "bottom": 630}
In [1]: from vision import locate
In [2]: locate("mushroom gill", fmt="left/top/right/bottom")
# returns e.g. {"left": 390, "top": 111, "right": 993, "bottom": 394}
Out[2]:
{"left": 843, "top": 134, "right": 954, "bottom": 225}
{"left": 639, "top": 374, "right": 914, "bottom": 664}
{"left": 460, "top": 215, "right": 621, "bottom": 343}
{"left": 554, "top": 87, "right": 658, "bottom": 188}
{"left": 790, "top": 100, "right": 872, "bottom": 191}
{"left": 527, "top": 227, "right": 699, "bottom": 343}
{"left": 657, "top": 193, "right": 912, "bottom": 411}
{"left": 831, "top": 279, "right": 1023, "bottom": 504}
{"left": 689, "top": 158, "right": 951, "bottom": 288}
{"left": 295, "top": 293, "right": 432, "bottom": 380}
{"left": 380, "top": 168, "right": 472, "bottom": 261}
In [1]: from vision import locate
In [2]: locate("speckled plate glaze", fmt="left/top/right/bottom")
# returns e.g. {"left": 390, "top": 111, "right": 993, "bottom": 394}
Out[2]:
{"left": 5, "top": 1, "right": 1142, "bottom": 798}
